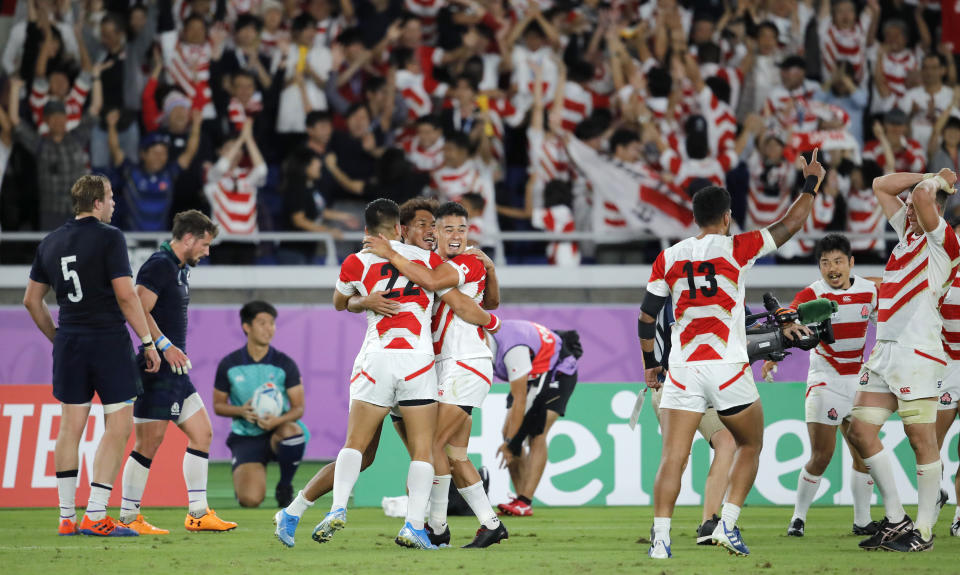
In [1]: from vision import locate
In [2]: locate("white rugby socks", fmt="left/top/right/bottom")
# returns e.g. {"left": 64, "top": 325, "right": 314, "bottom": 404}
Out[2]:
{"left": 85, "top": 482, "right": 112, "bottom": 521}
{"left": 652, "top": 517, "right": 671, "bottom": 545}
{"left": 183, "top": 448, "right": 210, "bottom": 516}
{"left": 428, "top": 474, "right": 451, "bottom": 533}
{"left": 721, "top": 502, "right": 741, "bottom": 527}
{"left": 331, "top": 448, "right": 362, "bottom": 511}
{"left": 863, "top": 450, "right": 905, "bottom": 523}
{"left": 56, "top": 470, "right": 78, "bottom": 522}
{"left": 286, "top": 490, "right": 314, "bottom": 518}
{"left": 915, "top": 460, "right": 943, "bottom": 540}
{"left": 792, "top": 470, "right": 822, "bottom": 522}
{"left": 458, "top": 481, "right": 500, "bottom": 530}
{"left": 851, "top": 470, "right": 875, "bottom": 527}
{"left": 406, "top": 460, "right": 435, "bottom": 531}
{"left": 120, "top": 451, "right": 152, "bottom": 524}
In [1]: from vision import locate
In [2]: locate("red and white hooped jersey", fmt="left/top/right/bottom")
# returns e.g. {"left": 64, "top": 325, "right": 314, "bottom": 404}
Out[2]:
{"left": 795, "top": 193, "right": 837, "bottom": 257}
{"left": 871, "top": 48, "right": 920, "bottom": 103}
{"left": 862, "top": 139, "right": 926, "bottom": 173}
{"left": 402, "top": 136, "right": 445, "bottom": 173}
{"left": 791, "top": 275, "right": 878, "bottom": 378}
{"left": 745, "top": 152, "right": 797, "bottom": 230}
{"left": 204, "top": 161, "right": 267, "bottom": 235}
{"left": 842, "top": 183, "right": 884, "bottom": 252}
{"left": 819, "top": 12, "right": 871, "bottom": 83}
{"left": 559, "top": 81, "right": 593, "bottom": 133}
{"left": 763, "top": 80, "right": 821, "bottom": 133}
{"left": 532, "top": 205, "right": 579, "bottom": 266}
{"left": 403, "top": 0, "right": 444, "bottom": 46}
{"left": 660, "top": 147, "right": 737, "bottom": 193}
{"left": 940, "top": 268, "right": 960, "bottom": 360}
{"left": 877, "top": 206, "right": 960, "bottom": 352}
{"left": 646, "top": 229, "right": 778, "bottom": 366}
{"left": 431, "top": 253, "right": 492, "bottom": 361}
{"left": 337, "top": 241, "right": 464, "bottom": 354}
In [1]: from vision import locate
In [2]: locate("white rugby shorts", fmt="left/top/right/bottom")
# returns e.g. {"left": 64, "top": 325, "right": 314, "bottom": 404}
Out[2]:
{"left": 437, "top": 357, "right": 493, "bottom": 408}
{"left": 936, "top": 360, "right": 960, "bottom": 410}
{"left": 349, "top": 352, "right": 438, "bottom": 407}
{"left": 659, "top": 362, "right": 758, "bottom": 414}
{"left": 804, "top": 382, "right": 855, "bottom": 425}
{"left": 858, "top": 341, "right": 946, "bottom": 401}
{"left": 650, "top": 386, "right": 726, "bottom": 442}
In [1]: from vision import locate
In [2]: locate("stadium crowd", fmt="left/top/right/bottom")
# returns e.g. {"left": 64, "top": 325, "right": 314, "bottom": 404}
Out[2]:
{"left": 1, "top": 0, "right": 959, "bottom": 264}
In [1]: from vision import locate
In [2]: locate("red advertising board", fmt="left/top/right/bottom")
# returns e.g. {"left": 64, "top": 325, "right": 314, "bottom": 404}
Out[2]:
{"left": 0, "top": 385, "right": 189, "bottom": 508}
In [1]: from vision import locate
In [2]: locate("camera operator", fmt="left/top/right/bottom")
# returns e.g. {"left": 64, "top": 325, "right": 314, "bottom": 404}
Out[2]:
{"left": 761, "top": 234, "right": 880, "bottom": 539}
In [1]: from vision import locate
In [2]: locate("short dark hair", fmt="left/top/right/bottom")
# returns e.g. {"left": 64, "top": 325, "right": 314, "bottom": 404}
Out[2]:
{"left": 445, "top": 130, "right": 472, "bottom": 152}
{"left": 400, "top": 197, "right": 438, "bottom": 226}
{"left": 544, "top": 179, "right": 573, "bottom": 208}
{"left": 172, "top": 209, "right": 219, "bottom": 240}
{"left": 814, "top": 233, "right": 852, "bottom": 261}
{"left": 568, "top": 60, "right": 595, "bottom": 83}
{"left": 697, "top": 42, "right": 722, "bottom": 64}
{"left": 235, "top": 13, "right": 262, "bottom": 32}
{"left": 364, "top": 76, "right": 386, "bottom": 94}
{"left": 292, "top": 13, "right": 316, "bottom": 33}
{"left": 306, "top": 110, "right": 333, "bottom": 127}
{"left": 240, "top": 300, "right": 277, "bottom": 326}
{"left": 183, "top": 13, "right": 207, "bottom": 30}
{"left": 71, "top": 175, "right": 111, "bottom": 215}
{"left": 416, "top": 115, "right": 442, "bottom": 129}
{"left": 338, "top": 26, "right": 364, "bottom": 47}
{"left": 435, "top": 201, "right": 468, "bottom": 221}
{"left": 391, "top": 47, "right": 415, "bottom": 69}
{"left": 646, "top": 67, "right": 672, "bottom": 98}
{"left": 757, "top": 21, "right": 779, "bottom": 37}
{"left": 455, "top": 74, "right": 479, "bottom": 92}
{"left": 609, "top": 129, "right": 639, "bottom": 154}
{"left": 705, "top": 76, "right": 731, "bottom": 104}
{"left": 346, "top": 102, "right": 369, "bottom": 120}
{"left": 232, "top": 69, "right": 257, "bottom": 85}
{"left": 692, "top": 186, "right": 731, "bottom": 227}
{"left": 459, "top": 193, "right": 485, "bottom": 212}
{"left": 365, "top": 198, "right": 401, "bottom": 233}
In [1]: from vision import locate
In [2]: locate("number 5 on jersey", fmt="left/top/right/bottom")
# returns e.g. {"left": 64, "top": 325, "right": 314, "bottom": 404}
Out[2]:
{"left": 61, "top": 255, "right": 83, "bottom": 302}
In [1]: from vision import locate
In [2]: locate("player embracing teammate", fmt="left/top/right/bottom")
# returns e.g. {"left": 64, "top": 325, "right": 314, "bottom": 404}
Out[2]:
{"left": 639, "top": 151, "right": 825, "bottom": 559}
{"left": 845, "top": 168, "right": 960, "bottom": 552}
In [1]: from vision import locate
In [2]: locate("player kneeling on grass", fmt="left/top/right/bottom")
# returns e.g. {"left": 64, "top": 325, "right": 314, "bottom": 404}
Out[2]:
{"left": 25, "top": 175, "right": 161, "bottom": 537}
{"left": 846, "top": 168, "right": 960, "bottom": 552}
{"left": 639, "top": 151, "right": 823, "bottom": 559}
{"left": 117, "top": 211, "right": 237, "bottom": 534}
{"left": 212, "top": 301, "right": 307, "bottom": 509}
{"left": 274, "top": 199, "right": 498, "bottom": 549}
{"left": 760, "top": 234, "right": 881, "bottom": 538}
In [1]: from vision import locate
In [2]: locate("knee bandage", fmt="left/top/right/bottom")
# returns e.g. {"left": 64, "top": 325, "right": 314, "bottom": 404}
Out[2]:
{"left": 443, "top": 444, "right": 468, "bottom": 461}
{"left": 897, "top": 398, "right": 937, "bottom": 425}
{"left": 102, "top": 397, "right": 135, "bottom": 414}
{"left": 850, "top": 406, "right": 892, "bottom": 426}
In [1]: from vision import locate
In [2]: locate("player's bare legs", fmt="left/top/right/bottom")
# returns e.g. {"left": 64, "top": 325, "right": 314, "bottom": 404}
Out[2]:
{"left": 395, "top": 402, "right": 438, "bottom": 546}
{"left": 901, "top": 404, "right": 942, "bottom": 540}
{"left": 518, "top": 410, "right": 561, "bottom": 502}
{"left": 428, "top": 404, "right": 470, "bottom": 535}
{"left": 837, "top": 420, "right": 877, "bottom": 532}
{"left": 118, "top": 419, "right": 169, "bottom": 531}
{"left": 81, "top": 405, "right": 134, "bottom": 526}
{"left": 789, "top": 421, "right": 839, "bottom": 533}
{"left": 936, "top": 407, "right": 957, "bottom": 450}
{"left": 702, "top": 428, "right": 735, "bottom": 523}
{"left": 54, "top": 403, "right": 92, "bottom": 529}
{"left": 653, "top": 408, "right": 702, "bottom": 518}
{"left": 716, "top": 401, "right": 764, "bottom": 508}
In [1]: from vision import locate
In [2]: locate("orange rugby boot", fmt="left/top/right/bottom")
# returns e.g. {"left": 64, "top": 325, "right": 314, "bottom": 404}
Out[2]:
{"left": 119, "top": 514, "right": 170, "bottom": 534}
{"left": 58, "top": 518, "right": 79, "bottom": 536}
{"left": 184, "top": 508, "right": 238, "bottom": 532}
{"left": 78, "top": 515, "right": 138, "bottom": 537}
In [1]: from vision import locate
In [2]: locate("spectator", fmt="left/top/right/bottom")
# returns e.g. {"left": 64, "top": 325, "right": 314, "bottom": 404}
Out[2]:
{"left": 401, "top": 114, "right": 445, "bottom": 173}
{"left": 902, "top": 53, "right": 958, "bottom": 156}
{"left": 764, "top": 55, "right": 821, "bottom": 133}
{"left": 928, "top": 91, "right": 960, "bottom": 176}
{"left": 745, "top": 132, "right": 797, "bottom": 231}
{"left": 432, "top": 130, "right": 498, "bottom": 245}
{"left": 274, "top": 13, "right": 332, "bottom": 140}
{"left": 460, "top": 191, "right": 486, "bottom": 245}
{"left": 817, "top": 0, "right": 878, "bottom": 85}
{"left": 815, "top": 62, "right": 869, "bottom": 147}
{"left": 158, "top": 3, "right": 221, "bottom": 122}
{"left": 105, "top": 108, "right": 202, "bottom": 231}
{"left": 871, "top": 19, "right": 919, "bottom": 114}
{"left": 204, "top": 120, "right": 268, "bottom": 264}
{"left": 217, "top": 14, "right": 273, "bottom": 93}
{"left": 531, "top": 179, "right": 579, "bottom": 266}
{"left": 7, "top": 73, "right": 102, "bottom": 230}
{"left": 29, "top": 23, "right": 93, "bottom": 136}
{"left": 259, "top": 0, "right": 290, "bottom": 61}
{"left": 863, "top": 109, "right": 925, "bottom": 173}
{"left": 326, "top": 103, "right": 381, "bottom": 205}
{"left": 2, "top": 0, "right": 79, "bottom": 80}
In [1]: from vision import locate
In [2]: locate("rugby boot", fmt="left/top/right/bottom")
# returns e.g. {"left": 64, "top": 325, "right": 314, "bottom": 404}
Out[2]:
{"left": 274, "top": 509, "right": 300, "bottom": 547}
{"left": 858, "top": 515, "right": 913, "bottom": 550}
{"left": 119, "top": 514, "right": 169, "bottom": 534}
{"left": 648, "top": 526, "right": 672, "bottom": 559}
{"left": 498, "top": 499, "right": 533, "bottom": 517}
{"left": 58, "top": 518, "right": 79, "bottom": 536}
{"left": 786, "top": 518, "right": 805, "bottom": 537}
{"left": 462, "top": 522, "right": 508, "bottom": 548}
{"left": 184, "top": 508, "right": 237, "bottom": 532}
{"left": 852, "top": 521, "right": 881, "bottom": 536}
{"left": 950, "top": 517, "right": 960, "bottom": 537}
{"left": 395, "top": 521, "right": 438, "bottom": 549}
{"left": 697, "top": 514, "right": 719, "bottom": 545}
{"left": 712, "top": 519, "right": 749, "bottom": 556}
{"left": 880, "top": 528, "right": 934, "bottom": 552}
{"left": 426, "top": 523, "right": 451, "bottom": 547}
{"left": 312, "top": 508, "right": 346, "bottom": 543}
{"left": 79, "top": 515, "right": 138, "bottom": 537}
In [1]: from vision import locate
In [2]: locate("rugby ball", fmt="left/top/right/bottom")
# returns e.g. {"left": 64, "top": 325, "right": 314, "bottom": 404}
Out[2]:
{"left": 251, "top": 382, "right": 284, "bottom": 418}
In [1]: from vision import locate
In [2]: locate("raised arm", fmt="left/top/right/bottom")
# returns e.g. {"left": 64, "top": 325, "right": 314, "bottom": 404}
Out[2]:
{"left": 766, "top": 149, "right": 825, "bottom": 247}
{"left": 105, "top": 109, "right": 125, "bottom": 167}
{"left": 177, "top": 109, "right": 203, "bottom": 170}
{"left": 874, "top": 169, "right": 956, "bottom": 232}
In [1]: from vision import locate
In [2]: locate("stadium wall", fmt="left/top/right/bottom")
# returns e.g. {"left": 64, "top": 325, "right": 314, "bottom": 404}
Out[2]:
{"left": 2, "top": 304, "right": 956, "bottom": 508}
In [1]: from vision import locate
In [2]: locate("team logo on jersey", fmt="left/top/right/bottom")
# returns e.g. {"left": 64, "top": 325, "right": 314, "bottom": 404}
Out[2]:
{"left": 860, "top": 305, "right": 869, "bottom": 319}
{"left": 827, "top": 408, "right": 838, "bottom": 421}
{"left": 899, "top": 387, "right": 911, "bottom": 395}
{"left": 859, "top": 372, "right": 869, "bottom": 386}
{"left": 171, "top": 402, "right": 181, "bottom": 417}
{"left": 942, "top": 392, "right": 953, "bottom": 406}
{"left": 843, "top": 296, "right": 852, "bottom": 303}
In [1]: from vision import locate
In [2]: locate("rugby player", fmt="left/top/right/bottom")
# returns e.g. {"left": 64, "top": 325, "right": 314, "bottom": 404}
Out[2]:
{"left": 24, "top": 174, "right": 160, "bottom": 537}
{"left": 938, "top": 219, "right": 960, "bottom": 537}
{"left": 640, "top": 151, "right": 824, "bottom": 559}
{"left": 846, "top": 168, "right": 960, "bottom": 552}
{"left": 117, "top": 210, "right": 237, "bottom": 533}
{"left": 760, "top": 234, "right": 881, "bottom": 537}
{"left": 274, "top": 199, "right": 497, "bottom": 549}
{"left": 212, "top": 301, "right": 307, "bottom": 509}
{"left": 488, "top": 320, "right": 581, "bottom": 518}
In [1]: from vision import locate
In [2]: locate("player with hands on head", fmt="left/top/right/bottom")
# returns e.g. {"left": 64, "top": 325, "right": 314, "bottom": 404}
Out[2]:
{"left": 117, "top": 210, "right": 237, "bottom": 534}
{"left": 845, "top": 167, "right": 960, "bottom": 552}
{"left": 24, "top": 175, "right": 160, "bottom": 537}
{"left": 639, "top": 149, "right": 824, "bottom": 559}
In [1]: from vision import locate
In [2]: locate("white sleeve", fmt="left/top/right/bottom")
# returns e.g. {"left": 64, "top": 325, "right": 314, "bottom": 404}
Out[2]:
{"left": 888, "top": 204, "right": 909, "bottom": 243}
{"left": 335, "top": 280, "right": 358, "bottom": 296}
{"left": 503, "top": 346, "right": 533, "bottom": 382}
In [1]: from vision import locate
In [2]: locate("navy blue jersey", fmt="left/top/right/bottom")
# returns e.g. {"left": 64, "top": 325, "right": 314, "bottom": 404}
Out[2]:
{"left": 29, "top": 216, "right": 132, "bottom": 333}
{"left": 136, "top": 242, "right": 190, "bottom": 351}
{"left": 214, "top": 346, "right": 302, "bottom": 437}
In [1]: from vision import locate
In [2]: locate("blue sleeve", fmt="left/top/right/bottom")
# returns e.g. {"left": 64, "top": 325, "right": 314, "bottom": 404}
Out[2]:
{"left": 214, "top": 357, "right": 232, "bottom": 393}
{"left": 29, "top": 241, "right": 49, "bottom": 284}
{"left": 281, "top": 353, "right": 302, "bottom": 388}
{"left": 104, "top": 228, "right": 133, "bottom": 280}
{"left": 135, "top": 256, "right": 171, "bottom": 295}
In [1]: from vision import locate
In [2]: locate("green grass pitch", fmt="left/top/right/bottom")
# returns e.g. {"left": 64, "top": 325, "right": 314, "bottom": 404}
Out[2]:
{"left": 1, "top": 462, "right": 957, "bottom": 574}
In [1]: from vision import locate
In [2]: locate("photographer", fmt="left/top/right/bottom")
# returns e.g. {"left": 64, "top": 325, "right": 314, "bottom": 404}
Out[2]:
{"left": 760, "top": 234, "right": 880, "bottom": 539}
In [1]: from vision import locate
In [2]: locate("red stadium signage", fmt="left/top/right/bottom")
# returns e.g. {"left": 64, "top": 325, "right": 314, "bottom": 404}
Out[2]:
{"left": 0, "top": 385, "right": 188, "bottom": 507}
